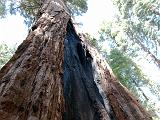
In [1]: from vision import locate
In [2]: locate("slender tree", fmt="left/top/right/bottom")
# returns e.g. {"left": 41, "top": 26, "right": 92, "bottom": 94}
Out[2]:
{"left": 0, "top": 0, "right": 152, "bottom": 119}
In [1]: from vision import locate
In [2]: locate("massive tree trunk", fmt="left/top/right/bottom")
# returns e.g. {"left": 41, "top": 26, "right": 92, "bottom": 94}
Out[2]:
{"left": 0, "top": 0, "right": 152, "bottom": 120}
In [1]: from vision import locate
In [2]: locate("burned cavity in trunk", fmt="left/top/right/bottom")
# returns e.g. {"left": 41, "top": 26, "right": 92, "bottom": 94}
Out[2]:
{"left": 63, "top": 21, "right": 115, "bottom": 120}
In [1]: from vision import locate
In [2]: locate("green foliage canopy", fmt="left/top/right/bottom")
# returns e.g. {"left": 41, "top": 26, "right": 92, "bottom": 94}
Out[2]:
{"left": 98, "top": 0, "right": 160, "bottom": 117}
{"left": 0, "top": 43, "right": 16, "bottom": 69}
{"left": 108, "top": 49, "right": 148, "bottom": 93}
{"left": 99, "top": 0, "right": 160, "bottom": 68}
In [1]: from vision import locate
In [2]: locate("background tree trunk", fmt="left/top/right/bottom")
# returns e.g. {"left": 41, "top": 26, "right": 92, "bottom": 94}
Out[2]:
{"left": 0, "top": 0, "right": 152, "bottom": 120}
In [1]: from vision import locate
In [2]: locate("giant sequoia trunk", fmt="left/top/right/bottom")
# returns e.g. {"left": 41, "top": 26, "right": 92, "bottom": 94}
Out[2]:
{"left": 0, "top": 0, "right": 152, "bottom": 120}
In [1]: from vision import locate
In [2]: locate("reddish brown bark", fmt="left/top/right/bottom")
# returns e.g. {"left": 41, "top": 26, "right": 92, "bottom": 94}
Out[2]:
{"left": 0, "top": 0, "right": 152, "bottom": 120}
{"left": 0, "top": 0, "right": 70, "bottom": 119}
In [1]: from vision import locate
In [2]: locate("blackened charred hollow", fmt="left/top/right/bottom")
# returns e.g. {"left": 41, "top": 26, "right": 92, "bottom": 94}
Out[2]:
{"left": 62, "top": 20, "right": 111, "bottom": 120}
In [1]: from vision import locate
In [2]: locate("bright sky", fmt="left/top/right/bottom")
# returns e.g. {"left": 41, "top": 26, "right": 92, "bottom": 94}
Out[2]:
{"left": 75, "top": 0, "right": 115, "bottom": 36}
{"left": 0, "top": 14, "right": 28, "bottom": 46}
